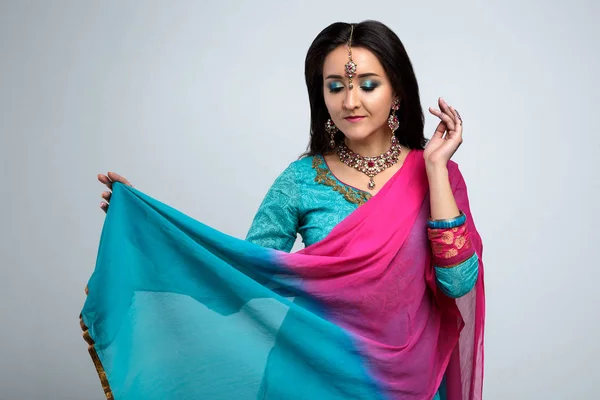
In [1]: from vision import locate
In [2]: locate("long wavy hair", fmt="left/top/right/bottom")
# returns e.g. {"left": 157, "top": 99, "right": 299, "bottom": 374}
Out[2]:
{"left": 302, "top": 20, "right": 426, "bottom": 157}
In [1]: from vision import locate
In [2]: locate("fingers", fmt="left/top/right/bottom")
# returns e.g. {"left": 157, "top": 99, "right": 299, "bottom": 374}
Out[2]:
{"left": 430, "top": 98, "right": 463, "bottom": 133}
{"left": 98, "top": 172, "right": 133, "bottom": 192}
{"left": 437, "top": 98, "right": 456, "bottom": 132}
{"left": 431, "top": 119, "right": 447, "bottom": 139}
{"left": 428, "top": 107, "right": 450, "bottom": 136}
{"left": 429, "top": 106, "right": 454, "bottom": 131}
{"left": 98, "top": 172, "right": 132, "bottom": 214}
{"left": 99, "top": 190, "right": 112, "bottom": 213}
{"left": 449, "top": 105, "right": 462, "bottom": 128}
{"left": 98, "top": 173, "right": 113, "bottom": 190}
{"left": 440, "top": 99, "right": 463, "bottom": 131}
{"left": 107, "top": 172, "right": 132, "bottom": 187}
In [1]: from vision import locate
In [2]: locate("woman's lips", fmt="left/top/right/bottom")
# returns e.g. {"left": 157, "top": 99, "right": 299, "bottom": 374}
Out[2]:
{"left": 344, "top": 116, "right": 365, "bottom": 123}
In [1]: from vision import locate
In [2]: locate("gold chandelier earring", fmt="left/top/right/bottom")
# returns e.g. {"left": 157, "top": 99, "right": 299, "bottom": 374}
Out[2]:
{"left": 388, "top": 98, "right": 400, "bottom": 133}
{"left": 325, "top": 118, "right": 339, "bottom": 148}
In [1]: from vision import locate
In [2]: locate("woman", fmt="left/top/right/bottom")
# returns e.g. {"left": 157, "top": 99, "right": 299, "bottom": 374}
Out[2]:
{"left": 93, "top": 21, "right": 484, "bottom": 400}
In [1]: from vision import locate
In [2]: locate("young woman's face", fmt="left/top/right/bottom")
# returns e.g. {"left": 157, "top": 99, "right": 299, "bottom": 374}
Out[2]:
{"left": 322, "top": 45, "right": 397, "bottom": 142}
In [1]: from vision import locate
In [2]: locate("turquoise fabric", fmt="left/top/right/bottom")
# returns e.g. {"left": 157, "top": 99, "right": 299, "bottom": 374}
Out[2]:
{"left": 81, "top": 183, "right": 389, "bottom": 399}
{"left": 245, "top": 156, "right": 361, "bottom": 252}
{"left": 435, "top": 253, "right": 480, "bottom": 298}
{"left": 246, "top": 155, "right": 478, "bottom": 400}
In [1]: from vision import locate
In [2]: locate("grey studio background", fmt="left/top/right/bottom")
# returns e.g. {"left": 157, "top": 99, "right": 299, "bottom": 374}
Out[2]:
{"left": 1, "top": 1, "right": 598, "bottom": 399}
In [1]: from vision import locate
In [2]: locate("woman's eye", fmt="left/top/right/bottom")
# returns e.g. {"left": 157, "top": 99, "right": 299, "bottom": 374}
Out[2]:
{"left": 361, "top": 81, "right": 380, "bottom": 92}
{"left": 327, "top": 83, "right": 344, "bottom": 93}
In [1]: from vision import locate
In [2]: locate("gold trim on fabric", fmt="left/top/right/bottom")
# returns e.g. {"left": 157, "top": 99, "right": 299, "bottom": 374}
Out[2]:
{"left": 436, "top": 251, "right": 477, "bottom": 269}
{"left": 80, "top": 290, "right": 114, "bottom": 400}
{"left": 312, "top": 156, "right": 371, "bottom": 206}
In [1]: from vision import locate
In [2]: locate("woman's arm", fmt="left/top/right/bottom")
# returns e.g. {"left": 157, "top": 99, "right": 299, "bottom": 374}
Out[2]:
{"left": 421, "top": 97, "right": 482, "bottom": 298}
{"left": 426, "top": 162, "right": 479, "bottom": 298}
{"left": 427, "top": 164, "right": 460, "bottom": 220}
{"left": 245, "top": 163, "right": 300, "bottom": 253}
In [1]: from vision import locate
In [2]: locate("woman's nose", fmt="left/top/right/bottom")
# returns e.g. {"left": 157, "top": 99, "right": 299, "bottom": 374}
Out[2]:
{"left": 343, "top": 87, "right": 360, "bottom": 111}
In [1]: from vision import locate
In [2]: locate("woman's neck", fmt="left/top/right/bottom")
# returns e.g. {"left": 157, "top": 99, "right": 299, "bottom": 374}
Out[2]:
{"left": 343, "top": 128, "right": 393, "bottom": 157}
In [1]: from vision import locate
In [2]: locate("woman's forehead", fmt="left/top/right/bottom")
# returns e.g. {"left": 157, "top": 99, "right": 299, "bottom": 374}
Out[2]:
{"left": 322, "top": 46, "right": 384, "bottom": 76}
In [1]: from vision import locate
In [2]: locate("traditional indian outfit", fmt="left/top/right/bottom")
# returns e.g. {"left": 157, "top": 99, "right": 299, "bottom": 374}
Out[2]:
{"left": 80, "top": 149, "right": 485, "bottom": 400}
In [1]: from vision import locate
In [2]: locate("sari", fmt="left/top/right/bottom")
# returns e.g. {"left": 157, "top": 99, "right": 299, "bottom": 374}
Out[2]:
{"left": 80, "top": 150, "right": 485, "bottom": 399}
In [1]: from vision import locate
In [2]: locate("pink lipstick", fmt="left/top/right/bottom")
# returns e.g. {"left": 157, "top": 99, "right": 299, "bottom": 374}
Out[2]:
{"left": 344, "top": 116, "right": 365, "bottom": 123}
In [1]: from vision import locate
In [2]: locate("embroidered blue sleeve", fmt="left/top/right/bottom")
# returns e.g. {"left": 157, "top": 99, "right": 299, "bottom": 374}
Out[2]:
{"left": 434, "top": 253, "right": 479, "bottom": 298}
{"left": 245, "top": 164, "right": 299, "bottom": 253}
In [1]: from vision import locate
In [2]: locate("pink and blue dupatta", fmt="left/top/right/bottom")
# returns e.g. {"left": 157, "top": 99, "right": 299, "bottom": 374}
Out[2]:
{"left": 80, "top": 150, "right": 485, "bottom": 399}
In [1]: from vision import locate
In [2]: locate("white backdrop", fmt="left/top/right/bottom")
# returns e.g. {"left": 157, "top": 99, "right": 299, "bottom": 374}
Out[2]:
{"left": 1, "top": 1, "right": 598, "bottom": 399}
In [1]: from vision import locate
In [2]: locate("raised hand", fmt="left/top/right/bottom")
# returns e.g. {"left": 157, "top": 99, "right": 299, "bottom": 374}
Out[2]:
{"left": 97, "top": 172, "right": 133, "bottom": 214}
{"left": 424, "top": 97, "right": 463, "bottom": 168}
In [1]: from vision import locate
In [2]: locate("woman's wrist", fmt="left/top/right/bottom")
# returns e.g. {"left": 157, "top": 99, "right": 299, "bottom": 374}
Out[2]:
{"left": 426, "top": 164, "right": 460, "bottom": 220}
{"left": 425, "top": 162, "right": 448, "bottom": 178}
{"left": 427, "top": 211, "right": 466, "bottom": 229}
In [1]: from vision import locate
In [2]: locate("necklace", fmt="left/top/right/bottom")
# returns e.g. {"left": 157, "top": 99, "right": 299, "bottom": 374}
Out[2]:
{"left": 336, "top": 135, "right": 402, "bottom": 190}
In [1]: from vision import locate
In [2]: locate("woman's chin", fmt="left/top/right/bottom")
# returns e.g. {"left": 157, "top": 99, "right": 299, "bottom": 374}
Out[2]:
{"left": 341, "top": 130, "right": 376, "bottom": 143}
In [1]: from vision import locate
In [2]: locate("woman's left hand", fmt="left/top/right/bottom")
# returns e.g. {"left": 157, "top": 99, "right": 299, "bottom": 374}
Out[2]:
{"left": 424, "top": 97, "right": 463, "bottom": 168}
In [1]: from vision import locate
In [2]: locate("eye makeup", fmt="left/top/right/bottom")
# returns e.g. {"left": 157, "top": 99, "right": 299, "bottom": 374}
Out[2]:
{"left": 360, "top": 80, "right": 380, "bottom": 92}
{"left": 327, "top": 81, "right": 344, "bottom": 93}
{"left": 325, "top": 78, "right": 382, "bottom": 93}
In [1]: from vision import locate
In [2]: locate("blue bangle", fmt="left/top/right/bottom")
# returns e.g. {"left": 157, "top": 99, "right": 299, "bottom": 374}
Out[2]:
{"left": 427, "top": 211, "right": 466, "bottom": 229}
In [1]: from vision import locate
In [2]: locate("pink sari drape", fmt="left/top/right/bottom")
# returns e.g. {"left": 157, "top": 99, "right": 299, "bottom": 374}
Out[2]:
{"left": 278, "top": 149, "right": 485, "bottom": 399}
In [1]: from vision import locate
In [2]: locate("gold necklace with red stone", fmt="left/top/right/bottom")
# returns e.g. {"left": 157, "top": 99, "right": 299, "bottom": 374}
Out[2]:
{"left": 336, "top": 135, "right": 402, "bottom": 191}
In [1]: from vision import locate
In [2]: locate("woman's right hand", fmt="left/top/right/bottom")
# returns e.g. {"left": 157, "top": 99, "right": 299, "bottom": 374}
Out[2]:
{"left": 97, "top": 172, "right": 133, "bottom": 214}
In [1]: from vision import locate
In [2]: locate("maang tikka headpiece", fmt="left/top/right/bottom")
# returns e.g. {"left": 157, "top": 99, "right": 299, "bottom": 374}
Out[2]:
{"left": 344, "top": 24, "right": 357, "bottom": 89}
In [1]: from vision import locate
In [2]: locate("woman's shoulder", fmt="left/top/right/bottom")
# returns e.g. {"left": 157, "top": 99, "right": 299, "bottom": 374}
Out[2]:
{"left": 269, "top": 155, "right": 317, "bottom": 186}
{"left": 280, "top": 154, "right": 320, "bottom": 176}
{"left": 291, "top": 154, "right": 319, "bottom": 168}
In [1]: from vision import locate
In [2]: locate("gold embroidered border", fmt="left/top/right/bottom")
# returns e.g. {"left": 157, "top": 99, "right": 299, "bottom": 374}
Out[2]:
{"left": 80, "top": 288, "right": 114, "bottom": 400}
{"left": 312, "top": 156, "right": 371, "bottom": 206}
{"left": 435, "top": 251, "right": 477, "bottom": 269}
